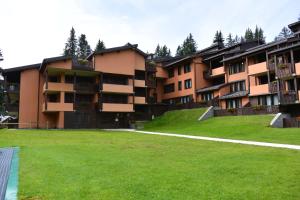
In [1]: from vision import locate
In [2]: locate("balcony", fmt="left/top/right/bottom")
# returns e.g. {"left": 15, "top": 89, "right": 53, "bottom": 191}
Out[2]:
{"left": 72, "top": 59, "right": 93, "bottom": 71}
{"left": 102, "top": 103, "right": 134, "bottom": 112}
{"left": 146, "top": 61, "right": 156, "bottom": 72}
{"left": 43, "top": 82, "right": 74, "bottom": 93}
{"left": 74, "top": 83, "right": 97, "bottom": 93}
{"left": 43, "top": 102, "right": 73, "bottom": 112}
{"left": 268, "top": 62, "right": 275, "bottom": 71}
{"left": 249, "top": 84, "right": 269, "bottom": 96}
{"left": 276, "top": 63, "right": 293, "bottom": 79}
{"left": 280, "top": 91, "right": 297, "bottom": 105}
{"left": 295, "top": 62, "right": 300, "bottom": 75}
{"left": 102, "top": 83, "right": 133, "bottom": 94}
{"left": 134, "top": 96, "right": 146, "bottom": 104}
{"left": 211, "top": 66, "right": 225, "bottom": 76}
{"left": 134, "top": 79, "right": 146, "bottom": 87}
{"left": 74, "top": 102, "right": 96, "bottom": 111}
{"left": 248, "top": 62, "right": 267, "bottom": 75}
{"left": 269, "top": 81, "right": 278, "bottom": 93}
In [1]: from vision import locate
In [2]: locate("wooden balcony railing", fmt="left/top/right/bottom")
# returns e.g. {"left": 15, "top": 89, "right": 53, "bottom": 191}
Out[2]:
{"left": 74, "top": 102, "right": 96, "bottom": 111}
{"left": 72, "top": 59, "right": 93, "bottom": 71}
{"left": 276, "top": 63, "right": 293, "bottom": 79}
{"left": 74, "top": 83, "right": 97, "bottom": 93}
{"left": 268, "top": 62, "right": 275, "bottom": 71}
{"left": 280, "top": 91, "right": 297, "bottom": 104}
{"left": 269, "top": 81, "right": 278, "bottom": 93}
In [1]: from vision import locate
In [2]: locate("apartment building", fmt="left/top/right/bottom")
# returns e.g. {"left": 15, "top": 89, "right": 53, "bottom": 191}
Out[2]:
{"left": 3, "top": 21, "right": 300, "bottom": 128}
{"left": 3, "top": 43, "right": 156, "bottom": 128}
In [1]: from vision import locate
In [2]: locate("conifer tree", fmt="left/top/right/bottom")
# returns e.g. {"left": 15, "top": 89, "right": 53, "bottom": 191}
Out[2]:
{"left": 213, "top": 31, "right": 224, "bottom": 47}
{"left": 176, "top": 33, "right": 197, "bottom": 56}
{"left": 77, "top": 34, "right": 91, "bottom": 59}
{"left": 95, "top": 39, "right": 106, "bottom": 51}
{"left": 226, "top": 33, "right": 234, "bottom": 47}
{"left": 154, "top": 44, "right": 171, "bottom": 57}
{"left": 274, "top": 27, "right": 293, "bottom": 41}
{"left": 244, "top": 28, "right": 254, "bottom": 41}
{"left": 63, "top": 27, "right": 77, "bottom": 57}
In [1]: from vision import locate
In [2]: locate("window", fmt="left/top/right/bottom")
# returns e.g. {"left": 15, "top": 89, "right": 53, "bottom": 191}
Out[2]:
{"left": 257, "top": 95, "right": 279, "bottom": 106}
{"left": 178, "top": 66, "right": 182, "bottom": 75}
{"left": 164, "top": 83, "right": 175, "bottom": 93}
{"left": 257, "top": 75, "right": 268, "bottom": 85}
{"left": 202, "top": 93, "right": 213, "bottom": 101}
{"left": 178, "top": 81, "right": 182, "bottom": 91}
{"left": 226, "top": 98, "right": 242, "bottom": 109}
{"left": 184, "top": 64, "right": 191, "bottom": 73}
{"left": 184, "top": 79, "right": 192, "bottom": 89}
{"left": 230, "top": 81, "right": 246, "bottom": 93}
{"left": 180, "top": 95, "right": 192, "bottom": 104}
{"left": 229, "top": 61, "right": 245, "bottom": 75}
{"left": 168, "top": 68, "right": 174, "bottom": 78}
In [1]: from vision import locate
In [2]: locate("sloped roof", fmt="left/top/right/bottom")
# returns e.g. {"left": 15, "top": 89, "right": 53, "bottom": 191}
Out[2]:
{"left": 219, "top": 91, "right": 248, "bottom": 100}
{"left": 4, "top": 63, "right": 41, "bottom": 73}
{"left": 87, "top": 43, "right": 147, "bottom": 59}
{"left": 196, "top": 83, "right": 226, "bottom": 93}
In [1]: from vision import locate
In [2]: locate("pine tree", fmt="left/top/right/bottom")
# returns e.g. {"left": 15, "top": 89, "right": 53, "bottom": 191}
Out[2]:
{"left": 154, "top": 44, "right": 171, "bottom": 57}
{"left": 95, "top": 39, "right": 106, "bottom": 51}
{"left": 213, "top": 31, "right": 224, "bottom": 46}
{"left": 244, "top": 28, "right": 254, "bottom": 41}
{"left": 226, "top": 33, "right": 234, "bottom": 47}
{"left": 254, "top": 26, "right": 259, "bottom": 40}
{"left": 63, "top": 27, "right": 77, "bottom": 57}
{"left": 176, "top": 33, "right": 197, "bottom": 56}
{"left": 77, "top": 34, "right": 91, "bottom": 59}
{"left": 254, "top": 26, "right": 265, "bottom": 43}
{"left": 154, "top": 44, "right": 161, "bottom": 56}
{"left": 176, "top": 46, "right": 183, "bottom": 56}
{"left": 275, "top": 27, "right": 293, "bottom": 41}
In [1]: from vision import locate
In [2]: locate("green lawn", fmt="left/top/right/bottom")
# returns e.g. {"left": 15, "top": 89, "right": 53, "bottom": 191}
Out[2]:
{"left": 143, "top": 108, "right": 300, "bottom": 145}
{"left": 0, "top": 129, "right": 300, "bottom": 200}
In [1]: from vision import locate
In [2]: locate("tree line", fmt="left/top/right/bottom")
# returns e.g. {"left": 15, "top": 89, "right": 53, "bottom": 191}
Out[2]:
{"left": 63, "top": 13, "right": 300, "bottom": 59}
{"left": 63, "top": 27, "right": 106, "bottom": 59}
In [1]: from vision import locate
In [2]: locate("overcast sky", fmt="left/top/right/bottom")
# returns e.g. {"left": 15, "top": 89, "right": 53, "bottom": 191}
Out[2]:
{"left": 0, "top": 0, "right": 299, "bottom": 68}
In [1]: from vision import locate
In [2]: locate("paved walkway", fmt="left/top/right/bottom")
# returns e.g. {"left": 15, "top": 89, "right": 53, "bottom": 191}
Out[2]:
{"left": 106, "top": 129, "right": 300, "bottom": 150}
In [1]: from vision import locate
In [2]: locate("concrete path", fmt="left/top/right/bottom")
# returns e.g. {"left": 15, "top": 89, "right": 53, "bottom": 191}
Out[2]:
{"left": 105, "top": 129, "right": 300, "bottom": 150}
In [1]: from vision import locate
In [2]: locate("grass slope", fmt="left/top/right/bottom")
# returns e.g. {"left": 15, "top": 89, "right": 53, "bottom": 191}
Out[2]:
{"left": 143, "top": 108, "right": 300, "bottom": 145}
{"left": 0, "top": 129, "right": 300, "bottom": 200}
